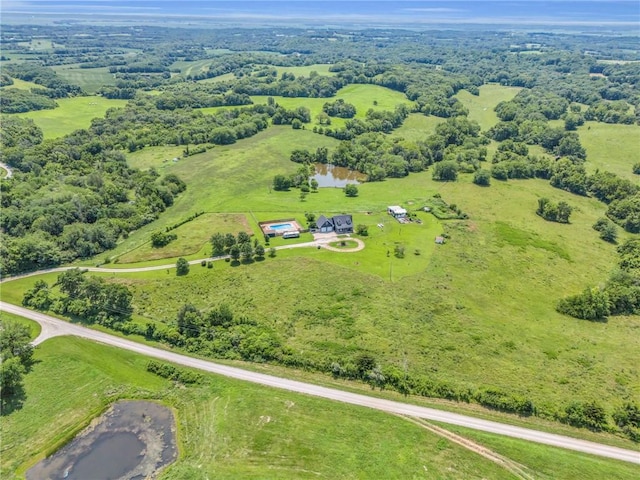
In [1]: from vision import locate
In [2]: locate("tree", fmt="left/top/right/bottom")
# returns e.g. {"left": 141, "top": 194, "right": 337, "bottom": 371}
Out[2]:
{"left": 310, "top": 178, "right": 319, "bottom": 192}
{"left": 344, "top": 184, "right": 358, "bottom": 197}
{"left": 600, "top": 224, "right": 618, "bottom": 243}
{"left": 240, "top": 242, "right": 253, "bottom": 261}
{"left": 356, "top": 224, "right": 369, "bottom": 236}
{"left": 473, "top": 169, "right": 491, "bottom": 186}
{"left": 210, "top": 232, "right": 226, "bottom": 256}
{"left": 556, "top": 201, "right": 573, "bottom": 223}
{"left": 237, "top": 231, "right": 251, "bottom": 245}
{"left": 273, "top": 174, "right": 291, "bottom": 191}
{"left": 0, "top": 357, "right": 25, "bottom": 398}
{"left": 224, "top": 233, "right": 236, "bottom": 249}
{"left": 432, "top": 161, "right": 458, "bottom": 181}
{"left": 229, "top": 244, "right": 240, "bottom": 262}
{"left": 291, "top": 118, "right": 302, "bottom": 130}
{"left": 0, "top": 321, "right": 34, "bottom": 367}
{"left": 176, "top": 303, "right": 201, "bottom": 338}
{"left": 254, "top": 244, "right": 265, "bottom": 259}
{"left": 176, "top": 257, "right": 190, "bottom": 276}
{"left": 268, "top": 247, "right": 277, "bottom": 258}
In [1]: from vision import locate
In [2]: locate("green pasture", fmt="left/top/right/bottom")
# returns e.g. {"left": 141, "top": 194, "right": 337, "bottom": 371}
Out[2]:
{"left": 392, "top": 113, "right": 443, "bottom": 141}
{"left": 198, "top": 72, "right": 236, "bottom": 83}
{"left": 67, "top": 160, "right": 638, "bottom": 418}
{"left": 0, "top": 78, "right": 41, "bottom": 90}
{"left": 455, "top": 84, "right": 522, "bottom": 131}
{"left": 15, "top": 96, "right": 128, "bottom": 138}
{"left": 3, "top": 336, "right": 524, "bottom": 480}
{"left": 126, "top": 145, "right": 186, "bottom": 170}
{"left": 51, "top": 64, "right": 116, "bottom": 93}
{"left": 17, "top": 39, "right": 57, "bottom": 51}
{"left": 274, "top": 64, "right": 335, "bottom": 77}
{"left": 252, "top": 83, "right": 414, "bottom": 129}
{"left": 578, "top": 121, "right": 640, "bottom": 182}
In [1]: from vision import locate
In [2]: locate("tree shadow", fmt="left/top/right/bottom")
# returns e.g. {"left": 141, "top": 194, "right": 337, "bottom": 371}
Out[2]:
{"left": 1, "top": 384, "right": 26, "bottom": 416}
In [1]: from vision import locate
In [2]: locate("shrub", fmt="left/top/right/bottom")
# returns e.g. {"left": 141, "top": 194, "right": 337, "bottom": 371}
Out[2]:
{"left": 473, "top": 169, "right": 491, "bottom": 186}
{"left": 176, "top": 257, "right": 190, "bottom": 276}
{"left": 344, "top": 184, "right": 358, "bottom": 197}
{"left": 356, "top": 224, "right": 368, "bottom": 236}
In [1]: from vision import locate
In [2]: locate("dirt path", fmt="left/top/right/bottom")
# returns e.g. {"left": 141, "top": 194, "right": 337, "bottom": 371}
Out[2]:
{"left": 0, "top": 162, "right": 14, "bottom": 179}
{"left": 1, "top": 301, "right": 639, "bottom": 464}
{"left": 402, "top": 416, "right": 537, "bottom": 480}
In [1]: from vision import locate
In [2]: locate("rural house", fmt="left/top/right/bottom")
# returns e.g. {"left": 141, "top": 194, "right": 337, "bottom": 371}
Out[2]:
{"left": 315, "top": 214, "right": 354, "bottom": 234}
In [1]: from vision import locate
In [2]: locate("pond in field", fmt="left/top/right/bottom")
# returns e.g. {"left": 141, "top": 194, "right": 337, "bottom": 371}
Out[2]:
{"left": 27, "top": 401, "right": 177, "bottom": 480}
{"left": 312, "top": 163, "right": 366, "bottom": 188}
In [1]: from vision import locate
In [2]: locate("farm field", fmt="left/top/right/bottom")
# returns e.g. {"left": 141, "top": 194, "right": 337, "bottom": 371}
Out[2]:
{"left": 578, "top": 121, "right": 640, "bottom": 181}
{"left": 51, "top": 63, "right": 116, "bottom": 93}
{"left": 14, "top": 96, "right": 128, "bottom": 138}
{"left": 2, "top": 336, "right": 637, "bottom": 480}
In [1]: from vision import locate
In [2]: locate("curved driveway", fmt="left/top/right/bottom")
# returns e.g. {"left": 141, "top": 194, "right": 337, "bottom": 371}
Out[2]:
{"left": 0, "top": 301, "right": 638, "bottom": 464}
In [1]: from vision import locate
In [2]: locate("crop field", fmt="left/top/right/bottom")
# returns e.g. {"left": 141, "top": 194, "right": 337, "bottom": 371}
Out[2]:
{"left": 455, "top": 84, "right": 522, "bottom": 131}
{"left": 578, "top": 121, "right": 640, "bottom": 181}
{"left": 51, "top": 64, "right": 116, "bottom": 93}
{"left": 15, "top": 96, "right": 128, "bottom": 138}
{"left": 2, "top": 336, "right": 636, "bottom": 480}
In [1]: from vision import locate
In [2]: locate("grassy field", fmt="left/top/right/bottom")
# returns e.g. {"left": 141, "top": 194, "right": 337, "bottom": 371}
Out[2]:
{"left": 2, "top": 337, "right": 637, "bottom": 480}
{"left": 0, "top": 312, "right": 41, "bottom": 340}
{"left": 455, "top": 84, "right": 522, "bottom": 131}
{"left": 439, "top": 423, "right": 639, "bottom": 480}
{"left": 3, "top": 84, "right": 638, "bottom": 451}
{"left": 51, "top": 64, "right": 116, "bottom": 93}
{"left": 252, "top": 83, "right": 414, "bottom": 129}
{"left": 392, "top": 113, "right": 444, "bottom": 141}
{"left": 2, "top": 336, "right": 531, "bottom": 480}
{"left": 0, "top": 78, "right": 41, "bottom": 90}
{"left": 15, "top": 96, "right": 128, "bottom": 138}
{"left": 578, "top": 121, "right": 640, "bottom": 181}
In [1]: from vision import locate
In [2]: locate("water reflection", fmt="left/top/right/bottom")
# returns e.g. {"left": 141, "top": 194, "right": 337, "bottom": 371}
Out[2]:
{"left": 312, "top": 163, "right": 366, "bottom": 188}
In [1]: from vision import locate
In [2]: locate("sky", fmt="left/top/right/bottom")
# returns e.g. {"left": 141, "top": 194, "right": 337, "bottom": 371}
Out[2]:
{"left": 1, "top": 1, "right": 639, "bottom": 27}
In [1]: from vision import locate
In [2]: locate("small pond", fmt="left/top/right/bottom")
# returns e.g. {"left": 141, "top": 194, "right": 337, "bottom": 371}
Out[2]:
{"left": 312, "top": 163, "right": 366, "bottom": 188}
{"left": 27, "top": 401, "right": 177, "bottom": 480}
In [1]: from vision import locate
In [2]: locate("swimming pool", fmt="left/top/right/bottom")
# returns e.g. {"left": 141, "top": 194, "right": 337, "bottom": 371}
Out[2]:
{"left": 269, "top": 223, "right": 293, "bottom": 231}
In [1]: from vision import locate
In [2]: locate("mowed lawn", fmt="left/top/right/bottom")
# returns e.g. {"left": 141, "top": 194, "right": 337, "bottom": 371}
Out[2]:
{"left": 2, "top": 336, "right": 522, "bottom": 480}
{"left": 578, "top": 121, "right": 640, "bottom": 181}
{"left": 15, "top": 96, "right": 128, "bottom": 138}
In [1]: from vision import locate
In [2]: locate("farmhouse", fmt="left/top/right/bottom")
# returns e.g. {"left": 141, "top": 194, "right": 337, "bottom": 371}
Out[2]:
{"left": 315, "top": 214, "right": 354, "bottom": 234}
{"left": 387, "top": 206, "right": 407, "bottom": 218}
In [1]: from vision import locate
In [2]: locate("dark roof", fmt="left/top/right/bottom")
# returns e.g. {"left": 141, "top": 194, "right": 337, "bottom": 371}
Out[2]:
{"left": 332, "top": 214, "right": 352, "bottom": 227}
{"left": 316, "top": 215, "right": 333, "bottom": 228}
